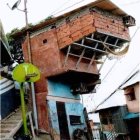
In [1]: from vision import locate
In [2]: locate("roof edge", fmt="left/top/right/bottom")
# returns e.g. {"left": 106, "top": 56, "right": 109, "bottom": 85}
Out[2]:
{"left": 11, "top": 0, "right": 129, "bottom": 38}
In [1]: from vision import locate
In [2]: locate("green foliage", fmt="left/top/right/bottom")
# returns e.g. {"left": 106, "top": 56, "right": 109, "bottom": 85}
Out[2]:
{"left": 11, "top": 28, "right": 20, "bottom": 34}
{"left": 6, "top": 28, "right": 19, "bottom": 43}
{"left": 5, "top": 16, "right": 53, "bottom": 43}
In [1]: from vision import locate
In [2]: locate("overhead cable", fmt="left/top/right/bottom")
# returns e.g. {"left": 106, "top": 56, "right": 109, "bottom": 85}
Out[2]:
{"left": 88, "top": 63, "right": 139, "bottom": 113}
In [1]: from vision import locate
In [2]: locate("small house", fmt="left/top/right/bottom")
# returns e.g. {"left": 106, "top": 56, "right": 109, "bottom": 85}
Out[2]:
{"left": 95, "top": 90, "right": 130, "bottom": 140}
{"left": 122, "top": 69, "right": 139, "bottom": 140}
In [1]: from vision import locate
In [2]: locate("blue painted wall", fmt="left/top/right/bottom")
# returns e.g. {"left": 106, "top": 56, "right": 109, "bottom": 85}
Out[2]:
{"left": 48, "top": 100, "right": 60, "bottom": 135}
{"left": 48, "top": 80, "right": 80, "bottom": 99}
{"left": 48, "top": 101, "right": 86, "bottom": 139}
{"left": 65, "top": 102, "right": 86, "bottom": 138}
{"left": 47, "top": 80, "right": 86, "bottom": 139}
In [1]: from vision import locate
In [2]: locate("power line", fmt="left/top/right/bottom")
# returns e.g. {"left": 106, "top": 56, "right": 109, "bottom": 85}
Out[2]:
{"left": 51, "top": 0, "right": 113, "bottom": 16}
{"left": 49, "top": 0, "right": 70, "bottom": 16}
{"left": 51, "top": 0, "right": 140, "bottom": 17}
{"left": 95, "top": 26, "right": 140, "bottom": 90}
{"left": 121, "top": 0, "right": 140, "bottom": 6}
{"left": 52, "top": 0, "right": 85, "bottom": 16}
{"left": 88, "top": 63, "right": 139, "bottom": 113}
{"left": 48, "top": 0, "right": 140, "bottom": 109}
{"left": 131, "top": 26, "right": 140, "bottom": 40}
{"left": 85, "top": 26, "right": 140, "bottom": 106}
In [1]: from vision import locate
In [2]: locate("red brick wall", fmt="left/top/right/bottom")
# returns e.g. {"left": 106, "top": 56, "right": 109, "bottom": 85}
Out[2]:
{"left": 56, "top": 13, "right": 96, "bottom": 49}
{"left": 36, "top": 92, "right": 50, "bottom": 131}
{"left": 93, "top": 11, "right": 130, "bottom": 40}
{"left": 56, "top": 10, "right": 130, "bottom": 50}
{"left": 23, "top": 29, "right": 62, "bottom": 93}
{"left": 22, "top": 8, "right": 130, "bottom": 88}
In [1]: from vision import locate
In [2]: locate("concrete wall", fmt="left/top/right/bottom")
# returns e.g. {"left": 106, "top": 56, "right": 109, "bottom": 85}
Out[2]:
{"left": 124, "top": 82, "right": 139, "bottom": 113}
{"left": 48, "top": 101, "right": 86, "bottom": 140}
{"left": 47, "top": 80, "right": 86, "bottom": 140}
{"left": 48, "top": 80, "right": 80, "bottom": 99}
{"left": 48, "top": 100, "right": 60, "bottom": 140}
{"left": 65, "top": 102, "right": 86, "bottom": 139}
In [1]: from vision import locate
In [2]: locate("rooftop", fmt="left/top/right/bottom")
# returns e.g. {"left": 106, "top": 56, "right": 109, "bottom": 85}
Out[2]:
{"left": 122, "top": 69, "right": 140, "bottom": 89}
{"left": 12, "top": 0, "right": 128, "bottom": 38}
{"left": 95, "top": 89, "right": 126, "bottom": 112}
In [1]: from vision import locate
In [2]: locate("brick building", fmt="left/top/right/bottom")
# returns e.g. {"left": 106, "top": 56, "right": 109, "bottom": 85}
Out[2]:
{"left": 11, "top": 0, "right": 135, "bottom": 139}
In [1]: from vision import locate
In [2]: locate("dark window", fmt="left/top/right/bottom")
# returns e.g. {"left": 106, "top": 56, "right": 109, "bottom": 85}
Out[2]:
{"left": 101, "top": 118, "right": 108, "bottom": 125}
{"left": 125, "top": 88, "right": 136, "bottom": 101}
{"left": 126, "top": 93, "right": 136, "bottom": 101}
{"left": 109, "top": 117, "right": 113, "bottom": 124}
{"left": 69, "top": 115, "right": 81, "bottom": 125}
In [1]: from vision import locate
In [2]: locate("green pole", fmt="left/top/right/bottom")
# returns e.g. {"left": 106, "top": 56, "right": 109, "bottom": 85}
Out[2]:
{"left": 20, "top": 83, "right": 28, "bottom": 135}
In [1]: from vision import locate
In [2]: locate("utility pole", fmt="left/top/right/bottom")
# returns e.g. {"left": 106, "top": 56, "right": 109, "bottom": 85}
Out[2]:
{"left": 8, "top": 0, "right": 39, "bottom": 136}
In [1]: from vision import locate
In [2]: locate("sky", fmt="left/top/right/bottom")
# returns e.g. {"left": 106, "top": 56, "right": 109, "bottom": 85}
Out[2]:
{"left": 1, "top": 0, "right": 140, "bottom": 122}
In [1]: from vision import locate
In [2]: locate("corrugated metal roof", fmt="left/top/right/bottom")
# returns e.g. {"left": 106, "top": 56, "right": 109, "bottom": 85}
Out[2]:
{"left": 96, "top": 89, "right": 126, "bottom": 111}
{"left": 122, "top": 70, "right": 140, "bottom": 89}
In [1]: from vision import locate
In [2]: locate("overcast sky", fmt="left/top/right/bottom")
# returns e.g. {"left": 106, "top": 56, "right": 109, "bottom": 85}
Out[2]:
{"left": 1, "top": 0, "right": 140, "bottom": 121}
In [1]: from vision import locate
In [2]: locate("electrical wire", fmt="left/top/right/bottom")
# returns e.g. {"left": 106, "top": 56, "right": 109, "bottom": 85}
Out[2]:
{"left": 85, "top": 26, "right": 140, "bottom": 106}
{"left": 52, "top": 0, "right": 86, "bottom": 16}
{"left": 47, "top": 0, "right": 140, "bottom": 18}
{"left": 50, "top": 0, "right": 140, "bottom": 17}
{"left": 88, "top": 63, "right": 139, "bottom": 113}
{"left": 51, "top": 0, "right": 119, "bottom": 17}
{"left": 48, "top": 0, "right": 140, "bottom": 112}
{"left": 131, "top": 26, "right": 140, "bottom": 40}
{"left": 43, "top": 0, "right": 140, "bottom": 111}
{"left": 121, "top": 0, "right": 140, "bottom": 6}
{"left": 95, "top": 26, "right": 140, "bottom": 89}
{"left": 48, "top": 0, "right": 71, "bottom": 16}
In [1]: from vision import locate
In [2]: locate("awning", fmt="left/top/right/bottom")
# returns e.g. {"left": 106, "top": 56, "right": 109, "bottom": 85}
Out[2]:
{"left": 124, "top": 112, "right": 139, "bottom": 120}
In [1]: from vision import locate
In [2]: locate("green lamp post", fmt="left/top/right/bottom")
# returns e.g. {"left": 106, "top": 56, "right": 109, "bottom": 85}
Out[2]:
{"left": 12, "top": 63, "right": 40, "bottom": 137}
